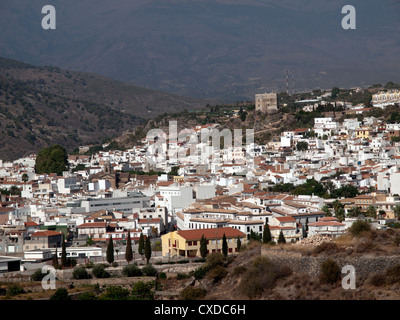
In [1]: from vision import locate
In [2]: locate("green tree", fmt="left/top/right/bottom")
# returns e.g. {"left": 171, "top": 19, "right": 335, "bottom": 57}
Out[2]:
{"left": 296, "top": 141, "right": 309, "bottom": 151}
{"left": 138, "top": 233, "right": 145, "bottom": 255}
{"left": 262, "top": 223, "right": 272, "bottom": 244}
{"left": 236, "top": 236, "right": 241, "bottom": 252}
{"left": 125, "top": 232, "right": 133, "bottom": 264}
{"left": 86, "top": 236, "right": 94, "bottom": 246}
{"left": 21, "top": 173, "right": 29, "bottom": 182}
{"left": 331, "top": 87, "right": 340, "bottom": 99}
{"left": 144, "top": 236, "right": 152, "bottom": 265}
{"left": 348, "top": 220, "right": 371, "bottom": 237}
{"left": 50, "top": 288, "right": 70, "bottom": 301}
{"left": 61, "top": 235, "right": 67, "bottom": 268}
{"left": 35, "top": 144, "right": 69, "bottom": 175}
{"left": 278, "top": 231, "right": 286, "bottom": 244}
{"left": 321, "top": 205, "right": 332, "bottom": 216}
{"left": 106, "top": 236, "right": 114, "bottom": 264}
{"left": 319, "top": 258, "right": 341, "bottom": 284}
{"left": 200, "top": 235, "right": 208, "bottom": 259}
{"left": 52, "top": 248, "right": 59, "bottom": 269}
{"left": 347, "top": 206, "right": 362, "bottom": 218}
{"left": 222, "top": 233, "right": 228, "bottom": 257}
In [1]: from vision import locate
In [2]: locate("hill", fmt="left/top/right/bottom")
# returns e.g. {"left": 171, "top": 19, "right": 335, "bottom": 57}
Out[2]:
{"left": 169, "top": 228, "right": 400, "bottom": 300}
{"left": 0, "top": 57, "right": 205, "bottom": 119}
{"left": 0, "top": 74, "right": 143, "bottom": 161}
{"left": 1, "top": 0, "right": 400, "bottom": 100}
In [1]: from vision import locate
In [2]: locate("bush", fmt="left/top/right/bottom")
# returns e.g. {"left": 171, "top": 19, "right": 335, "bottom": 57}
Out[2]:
{"left": 92, "top": 264, "right": 110, "bottom": 278}
{"left": 238, "top": 256, "right": 291, "bottom": 299}
{"left": 232, "top": 265, "right": 247, "bottom": 276}
{"left": 319, "top": 258, "right": 341, "bottom": 284}
{"left": 385, "top": 264, "right": 400, "bottom": 284}
{"left": 100, "top": 286, "right": 130, "bottom": 300}
{"left": 50, "top": 288, "right": 70, "bottom": 300}
{"left": 31, "top": 269, "right": 46, "bottom": 281}
{"left": 180, "top": 286, "right": 207, "bottom": 300}
{"left": 123, "top": 264, "right": 143, "bottom": 277}
{"left": 313, "top": 242, "right": 339, "bottom": 255}
{"left": 348, "top": 220, "right": 371, "bottom": 237}
{"left": 191, "top": 266, "right": 208, "bottom": 280}
{"left": 368, "top": 273, "right": 387, "bottom": 287}
{"left": 142, "top": 264, "right": 157, "bottom": 276}
{"left": 131, "top": 281, "right": 154, "bottom": 300}
{"left": 176, "top": 273, "right": 191, "bottom": 280}
{"left": 78, "top": 292, "right": 98, "bottom": 300}
{"left": 158, "top": 272, "right": 167, "bottom": 280}
{"left": 205, "top": 252, "right": 225, "bottom": 270}
{"left": 7, "top": 285, "right": 25, "bottom": 296}
{"left": 206, "top": 265, "right": 228, "bottom": 284}
{"left": 73, "top": 267, "right": 91, "bottom": 279}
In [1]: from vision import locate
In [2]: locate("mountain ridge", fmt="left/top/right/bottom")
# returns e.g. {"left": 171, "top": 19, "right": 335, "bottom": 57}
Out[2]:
{"left": 1, "top": 0, "right": 400, "bottom": 100}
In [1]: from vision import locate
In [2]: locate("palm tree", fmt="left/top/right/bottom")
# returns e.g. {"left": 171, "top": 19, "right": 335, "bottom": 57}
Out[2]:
{"left": 348, "top": 206, "right": 362, "bottom": 218}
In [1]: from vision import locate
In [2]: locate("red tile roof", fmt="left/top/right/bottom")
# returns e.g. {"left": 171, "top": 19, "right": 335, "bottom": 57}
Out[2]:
{"left": 31, "top": 230, "right": 62, "bottom": 237}
{"left": 177, "top": 227, "right": 245, "bottom": 241}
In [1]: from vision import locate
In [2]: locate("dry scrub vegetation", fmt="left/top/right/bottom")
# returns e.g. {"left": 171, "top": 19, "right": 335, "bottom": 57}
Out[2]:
{"left": 180, "top": 226, "right": 400, "bottom": 300}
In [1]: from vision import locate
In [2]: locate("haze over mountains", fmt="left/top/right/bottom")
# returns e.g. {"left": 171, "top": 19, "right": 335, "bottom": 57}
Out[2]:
{"left": 1, "top": 0, "right": 400, "bottom": 101}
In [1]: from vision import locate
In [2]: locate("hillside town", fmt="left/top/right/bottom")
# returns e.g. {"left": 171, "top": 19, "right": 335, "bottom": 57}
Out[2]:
{"left": 1, "top": 88, "right": 400, "bottom": 272}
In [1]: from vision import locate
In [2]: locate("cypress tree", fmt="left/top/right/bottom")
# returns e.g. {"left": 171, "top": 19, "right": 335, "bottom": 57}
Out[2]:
{"left": 222, "top": 233, "right": 228, "bottom": 257}
{"left": 125, "top": 232, "right": 133, "bottom": 264}
{"left": 52, "top": 248, "right": 59, "bottom": 268}
{"left": 236, "top": 236, "right": 241, "bottom": 252}
{"left": 262, "top": 222, "right": 272, "bottom": 244}
{"left": 61, "top": 235, "right": 67, "bottom": 268}
{"left": 278, "top": 230, "right": 286, "bottom": 244}
{"left": 138, "top": 233, "right": 145, "bottom": 255}
{"left": 144, "top": 236, "right": 152, "bottom": 265}
{"left": 200, "top": 235, "right": 207, "bottom": 259}
{"left": 106, "top": 236, "right": 114, "bottom": 264}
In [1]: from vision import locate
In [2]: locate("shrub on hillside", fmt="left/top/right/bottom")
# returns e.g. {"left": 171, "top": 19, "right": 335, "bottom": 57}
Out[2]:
{"left": 238, "top": 256, "right": 292, "bottom": 299}
{"left": 190, "top": 266, "right": 208, "bottom": 280}
{"left": 313, "top": 242, "right": 339, "bottom": 255}
{"left": 122, "top": 264, "right": 143, "bottom": 277}
{"left": 385, "top": 264, "right": 400, "bottom": 284}
{"left": 31, "top": 269, "right": 46, "bottom": 281}
{"left": 142, "top": 264, "right": 157, "bottom": 276}
{"left": 92, "top": 264, "right": 110, "bottom": 278}
{"left": 319, "top": 258, "right": 341, "bottom": 285}
{"left": 368, "top": 273, "right": 387, "bottom": 287}
{"left": 73, "top": 267, "right": 91, "bottom": 279}
{"left": 207, "top": 265, "right": 228, "bottom": 284}
{"left": 50, "top": 288, "right": 70, "bottom": 300}
{"left": 180, "top": 286, "right": 207, "bottom": 300}
{"left": 205, "top": 252, "right": 225, "bottom": 269}
{"left": 348, "top": 220, "right": 371, "bottom": 237}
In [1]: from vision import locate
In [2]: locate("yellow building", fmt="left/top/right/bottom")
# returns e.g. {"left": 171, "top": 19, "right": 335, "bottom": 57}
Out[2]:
{"left": 356, "top": 127, "right": 371, "bottom": 139}
{"left": 161, "top": 227, "right": 247, "bottom": 258}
